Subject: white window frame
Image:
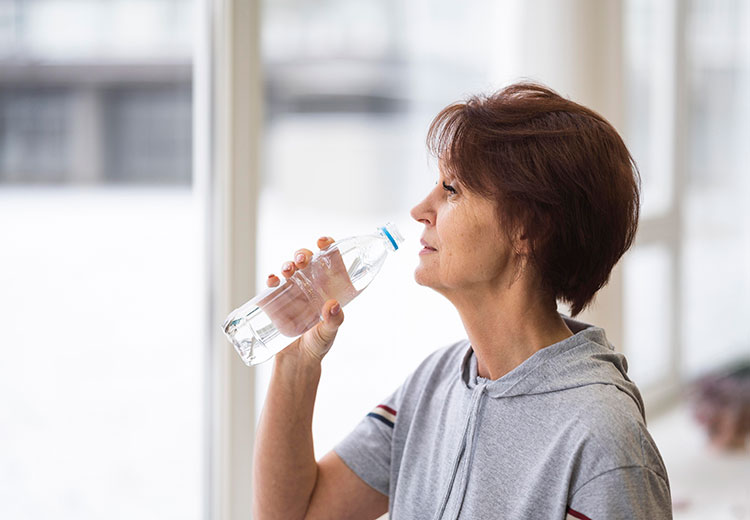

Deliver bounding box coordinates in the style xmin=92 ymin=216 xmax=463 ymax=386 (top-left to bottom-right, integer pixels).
xmin=195 ymin=0 xmax=262 ymax=518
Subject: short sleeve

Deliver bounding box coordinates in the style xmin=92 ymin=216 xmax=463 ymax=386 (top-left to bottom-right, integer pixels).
xmin=567 ymin=466 xmax=672 ymax=520
xmin=333 ymin=342 xmax=465 ymax=499
xmin=333 ymin=387 xmax=402 ymax=496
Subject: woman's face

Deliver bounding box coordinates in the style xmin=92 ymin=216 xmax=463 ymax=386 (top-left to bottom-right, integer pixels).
xmin=410 ymin=168 xmax=520 ymax=296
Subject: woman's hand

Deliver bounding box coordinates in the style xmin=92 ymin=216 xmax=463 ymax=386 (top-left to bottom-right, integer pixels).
xmin=266 ymin=236 xmax=345 ymax=364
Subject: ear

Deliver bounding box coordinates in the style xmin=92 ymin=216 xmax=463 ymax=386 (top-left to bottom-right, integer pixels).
xmin=513 ymin=227 xmax=531 ymax=257
xmin=507 ymin=237 xmax=530 ymax=289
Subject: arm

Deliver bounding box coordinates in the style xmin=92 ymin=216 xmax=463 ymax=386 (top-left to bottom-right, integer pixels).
xmin=252 ymin=344 xmax=322 ymax=519
xmin=252 ymin=238 xmax=389 ymax=520
xmin=253 ymin=326 xmax=388 ymax=520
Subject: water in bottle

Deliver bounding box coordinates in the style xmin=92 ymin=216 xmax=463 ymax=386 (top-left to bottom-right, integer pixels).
xmin=223 ymin=223 xmax=404 ymax=366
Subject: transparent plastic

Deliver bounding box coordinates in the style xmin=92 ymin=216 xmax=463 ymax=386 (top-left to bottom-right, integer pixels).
xmin=223 ymin=223 xmax=404 ymax=366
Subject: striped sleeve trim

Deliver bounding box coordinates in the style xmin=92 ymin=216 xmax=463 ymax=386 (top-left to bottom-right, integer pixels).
xmin=366 ymin=404 xmax=397 ymax=428
xmin=566 ymin=507 xmax=592 ymax=520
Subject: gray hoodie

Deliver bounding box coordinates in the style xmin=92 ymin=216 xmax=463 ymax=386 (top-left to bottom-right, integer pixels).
xmin=335 ymin=316 xmax=672 ymax=519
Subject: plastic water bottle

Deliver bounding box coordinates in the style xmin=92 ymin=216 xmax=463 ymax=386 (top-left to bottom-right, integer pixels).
xmin=223 ymin=223 xmax=404 ymax=366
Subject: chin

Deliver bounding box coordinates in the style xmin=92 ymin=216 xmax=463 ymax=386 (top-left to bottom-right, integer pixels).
xmin=413 ymin=266 xmax=431 ymax=287
xmin=414 ymin=266 xmax=442 ymax=290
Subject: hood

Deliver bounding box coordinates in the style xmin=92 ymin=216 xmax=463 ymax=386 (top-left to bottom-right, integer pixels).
xmin=460 ymin=315 xmax=645 ymax=419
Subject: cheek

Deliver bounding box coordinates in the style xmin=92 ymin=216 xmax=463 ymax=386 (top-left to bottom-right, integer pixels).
xmin=442 ymin=241 xmax=507 ymax=283
xmin=438 ymin=248 xmax=478 ymax=284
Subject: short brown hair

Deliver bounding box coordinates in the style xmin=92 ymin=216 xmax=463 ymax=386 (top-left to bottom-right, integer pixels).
xmin=427 ymin=82 xmax=640 ymax=316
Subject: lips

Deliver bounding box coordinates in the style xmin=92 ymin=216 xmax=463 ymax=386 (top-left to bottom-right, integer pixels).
xmin=420 ymin=239 xmax=437 ymax=251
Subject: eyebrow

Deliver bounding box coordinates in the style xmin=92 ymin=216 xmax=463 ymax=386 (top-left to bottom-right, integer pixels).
xmin=441 ymin=174 xmax=459 ymax=186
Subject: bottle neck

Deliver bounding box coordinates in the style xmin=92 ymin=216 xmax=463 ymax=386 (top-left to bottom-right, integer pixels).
xmin=378 ymin=227 xmax=399 ymax=252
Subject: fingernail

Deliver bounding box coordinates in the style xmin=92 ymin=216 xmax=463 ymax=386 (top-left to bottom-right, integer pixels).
xmin=296 ymin=253 xmax=306 ymax=263
xmin=282 ymin=262 xmax=293 ymax=271
xmin=330 ymin=303 xmax=341 ymax=315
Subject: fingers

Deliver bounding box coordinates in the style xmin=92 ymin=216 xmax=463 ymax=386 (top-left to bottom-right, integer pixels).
xmin=278 ymin=247 xmax=312 ymax=280
xmin=294 ymin=248 xmax=313 ymax=269
xmin=269 ymin=236 xmax=334 ymax=283
xmin=280 ymin=260 xmax=296 ymax=279
xmin=317 ymin=236 xmax=335 ymax=250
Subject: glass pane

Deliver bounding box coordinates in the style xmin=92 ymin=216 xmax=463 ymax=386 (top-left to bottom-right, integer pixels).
xmin=623 ymin=245 xmax=673 ymax=388
xmin=0 ymin=2 xmax=205 ymax=518
xmin=624 ymin=0 xmax=676 ymax=218
xmin=681 ymin=0 xmax=750 ymax=377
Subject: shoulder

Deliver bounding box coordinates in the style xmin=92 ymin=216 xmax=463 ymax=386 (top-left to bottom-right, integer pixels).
xmin=561 ymin=383 xmax=668 ymax=486
xmin=566 ymin=399 xmax=672 ymax=519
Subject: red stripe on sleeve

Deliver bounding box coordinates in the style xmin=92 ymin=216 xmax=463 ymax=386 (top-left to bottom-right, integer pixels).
xmin=566 ymin=507 xmax=592 ymax=520
xmin=377 ymin=404 xmax=397 ymax=416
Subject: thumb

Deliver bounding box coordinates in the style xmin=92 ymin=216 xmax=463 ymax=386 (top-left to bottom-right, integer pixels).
xmin=317 ymin=299 xmax=345 ymax=341
xmin=307 ymin=299 xmax=345 ymax=352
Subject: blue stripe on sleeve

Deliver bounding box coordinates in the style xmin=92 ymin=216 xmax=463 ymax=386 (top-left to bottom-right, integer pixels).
xmin=367 ymin=412 xmax=395 ymax=428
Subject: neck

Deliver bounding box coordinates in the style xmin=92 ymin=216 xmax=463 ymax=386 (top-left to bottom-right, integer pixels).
xmin=445 ymin=279 xmax=574 ymax=381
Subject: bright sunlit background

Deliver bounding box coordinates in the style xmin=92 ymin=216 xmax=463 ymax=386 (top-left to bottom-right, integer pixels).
xmin=1 ymin=0 xmax=748 ymax=519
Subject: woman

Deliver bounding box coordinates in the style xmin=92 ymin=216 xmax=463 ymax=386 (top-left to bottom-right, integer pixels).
xmin=253 ymin=83 xmax=672 ymax=519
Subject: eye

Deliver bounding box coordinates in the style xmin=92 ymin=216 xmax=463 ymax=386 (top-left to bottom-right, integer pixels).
xmin=442 ymin=181 xmax=457 ymax=195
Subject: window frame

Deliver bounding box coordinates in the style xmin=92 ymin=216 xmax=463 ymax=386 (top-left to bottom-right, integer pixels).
xmin=199 ymin=0 xmax=262 ymax=518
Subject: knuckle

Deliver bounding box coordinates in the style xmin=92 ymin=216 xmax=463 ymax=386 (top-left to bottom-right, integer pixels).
xmin=309 ymin=327 xmax=329 ymax=350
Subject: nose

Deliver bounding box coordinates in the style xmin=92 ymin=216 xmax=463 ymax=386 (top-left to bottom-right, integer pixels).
xmin=410 ymin=191 xmax=434 ymax=226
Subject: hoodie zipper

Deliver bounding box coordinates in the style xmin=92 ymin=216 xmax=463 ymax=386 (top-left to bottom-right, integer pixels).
xmin=432 ymin=382 xmax=488 ymax=520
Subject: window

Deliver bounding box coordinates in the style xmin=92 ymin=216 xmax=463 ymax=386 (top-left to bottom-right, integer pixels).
xmin=623 ymin=0 xmax=750 ymax=397
xmin=0 ymin=2 xmax=206 ymax=518
xmin=681 ymin=0 xmax=750 ymax=375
